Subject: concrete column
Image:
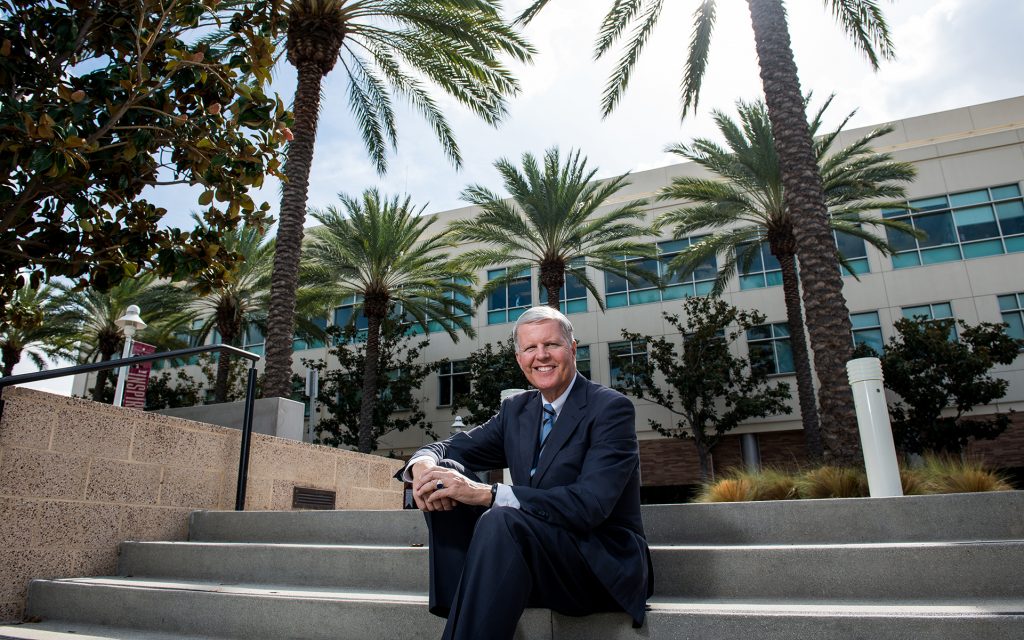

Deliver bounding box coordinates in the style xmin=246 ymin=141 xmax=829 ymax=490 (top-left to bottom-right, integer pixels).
xmin=847 ymin=357 xmax=903 ymax=498
xmin=741 ymin=433 xmax=761 ymax=471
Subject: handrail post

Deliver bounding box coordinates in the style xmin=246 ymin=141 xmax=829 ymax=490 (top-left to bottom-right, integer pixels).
xmin=234 ymin=364 xmax=259 ymax=510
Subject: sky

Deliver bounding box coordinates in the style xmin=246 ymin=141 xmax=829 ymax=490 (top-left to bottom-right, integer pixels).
xmin=13 ymin=0 xmax=1024 ymax=395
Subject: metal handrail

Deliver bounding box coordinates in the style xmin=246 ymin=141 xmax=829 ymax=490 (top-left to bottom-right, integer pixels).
xmin=0 ymin=343 xmax=261 ymax=511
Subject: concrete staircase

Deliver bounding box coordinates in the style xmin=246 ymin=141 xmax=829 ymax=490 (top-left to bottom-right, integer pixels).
xmin=2 ymin=491 xmax=1022 ymax=639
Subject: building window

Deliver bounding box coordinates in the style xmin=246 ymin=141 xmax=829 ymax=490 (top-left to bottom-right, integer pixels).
xmin=576 ymin=345 xmax=591 ymax=379
xmin=851 ymin=311 xmax=883 ymax=354
xmin=241 ymin=324 xmax=265 ymax=357
xmin=294 ymin=317 xmax=327 ymax=351
xmin=885 ymin=183 xmax=1024 ymax=268
xmin=333 ymin=295 xmax=369 ymax=342
xmin=747 ymin=323 xmax=794 ymax=375
xmin=902 ymin=301 xmax=957 ymax=341
xmin=605 ymin=238 xmax=716 ymax=308
xmin=487 ymin=268 xmax=531 ymax=325
xmin=540 ymin=260 xmax=588 ymax=314
xmin=438 ymin=360 xmax=471 ymax=407
xmin=997 ymin=293 xmax=1024 ymax=343
xmin=380 ymin=369 xmax=411 ymax=411
xmin=737 ymin=242 xmax=783 ymax=290
xmin=836 ymin=228 xmax=870 ymax=276
xmin=609 ymin=340 xmax=646 ymax=388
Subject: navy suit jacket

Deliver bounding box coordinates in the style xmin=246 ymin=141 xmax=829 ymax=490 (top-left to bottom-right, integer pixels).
xmin=411 ymin=373 xmax=654 ymax=625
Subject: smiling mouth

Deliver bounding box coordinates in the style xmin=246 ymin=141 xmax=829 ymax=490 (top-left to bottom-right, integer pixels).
xmin=535 ymin=365 xmax=555 ymax=372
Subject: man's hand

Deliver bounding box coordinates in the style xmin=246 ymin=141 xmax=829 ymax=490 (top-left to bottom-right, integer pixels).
xmin=411 ymin=461 xmax=492 ymax=512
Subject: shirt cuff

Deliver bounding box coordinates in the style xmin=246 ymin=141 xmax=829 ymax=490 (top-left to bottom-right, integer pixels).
xmin=402 ymin=455 xmax=435 ymax=482
xmin=493 ymin=483 xmax=520 ymax=509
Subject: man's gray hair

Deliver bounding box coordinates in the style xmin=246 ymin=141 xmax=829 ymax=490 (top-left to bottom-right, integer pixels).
xmin=513 ymin=306 xmax=575 ymax=352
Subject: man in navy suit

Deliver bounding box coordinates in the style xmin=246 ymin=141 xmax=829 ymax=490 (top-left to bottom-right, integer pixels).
xmin=402 ymin=306 xmax=653 ymax=640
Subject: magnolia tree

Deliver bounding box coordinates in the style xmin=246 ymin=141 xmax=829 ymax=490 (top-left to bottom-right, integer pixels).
xmin=0 ymin=0 xmax=289 ymax=327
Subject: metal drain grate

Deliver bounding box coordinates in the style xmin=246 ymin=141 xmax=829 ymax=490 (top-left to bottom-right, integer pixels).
xmin=292 ymin=486 xmax=336 ymax=510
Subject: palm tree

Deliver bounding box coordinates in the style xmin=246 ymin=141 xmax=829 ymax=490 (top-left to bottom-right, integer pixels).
xmin=0 ymin=284 xmax=77 ymax=377
xmin=302 ymin=189 xmax=476 ymax=453
xmin=186 ymin=217 xmax=275 ymax=403
xmin=449 ymin=147 xmax=655 ymax=311
xmin=55 ymin=275 xmax=195 ymax=402
xmin=657 ymin=96 xmax=918 ymax=461
xmin=257 ymin=1 xmax=533 ymax=399
xmin=518 ymin=0 xmax=896 ymax=462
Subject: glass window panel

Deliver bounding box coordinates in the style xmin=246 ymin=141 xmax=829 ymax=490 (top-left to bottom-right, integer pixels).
xmin=737 ymin=243 xmax=764 ymax=272
xmin=853 ymin=329 xmax=884 ymax=355
xmin=932 ymin=302 xmax=953 ymax=318
xmin=903 ymin=305 xmax=931 ymax=320
xmin=508 ymin=278 xmax=531 ymax=308
xmin=634 ymin=258 xmax=660 ymax=286
xmin=885 ymin=226 xmax=920 ymax=253
xmin=996 ymin=201 xmax=1024 ymax=235
xmin=606 ymin=293 xmax=628 ymax=308
xmin=1006 ymin=236 xmax=1024 ymax=252
xmin=604 ymin=271 xmax=628 ymax=294
xmin=487 ymin=269 xmax=503 ymax=281
xmin=949 ymin=190 xmax=989 ymax=207
xmin=765 ymin=271 xmax=784 ymax=287
xmin=695 ymin=281 xmax=715 ymax=296
xmin=762 ymin=248 xmax=782 ymax=271
xmin=882 ymin=207 xmax=909 ymax=219
xmin=662 ymin=284 xmax=692 ymax=300
xmin=773 ymin=323 xmax=791 ymax=338
xmin=998 ymin=294 xmax=1018 ymax=312
xmin=508 ymin=307 xmax=527 ymax=322
xmin=921 ymin=246 xmax=962 ymax=264
xmin=851 ymin=311 xmax=880 ymax=329
xmin=909 ymin=195 xmax=949 ymax=211
xmin=565 ymin=273 xmax=587 ymax=299
xmin=748 ymin=343 xmax=776 ymax=374
xmin=566 ymin=298 xmax=587 ymax=314
xmin=629 ymin=289 xmax=661 ymax=305
xmin=659 ymin=239 xmax=687 ymax=254
xmin=842 ymin=258 xmax=870 ymax=276
xmin=693 ymin=257 xmax=718 ymax=282
xmin=740 ymin=274 xmax=765 ymax=290
xmin=660 ymin=257 xmax=684 ymax=285
xmin=953 ymin=206 xmax=999 ymax=241
xmin=892 ymin=252 xmax=921 ymax=269
xmin=962 ymin=240 xmax=1004 ymax=259
xmin=1003 ymin=313 xmax=1024 ymax=341
xmin=747 ymin=325 xmax=772 ymax=341
xmin=775 ymin=340 xmax=795 ymax=373
xmin=991 ymin=184 xmax=1022 ymax=200
xmin=487 ymin=310 xmax=505 ymax=324
xmin=836 ymin=231 xmax=868 ymax=258
xmin=915 ymin=212 xmax=957 ymax=247
xmin=487 ymin=285 xmax=507 ymax=311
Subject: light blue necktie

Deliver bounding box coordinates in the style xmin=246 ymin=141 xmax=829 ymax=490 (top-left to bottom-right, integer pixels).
xmin=531 ymin=403 xmax=556 ymax=477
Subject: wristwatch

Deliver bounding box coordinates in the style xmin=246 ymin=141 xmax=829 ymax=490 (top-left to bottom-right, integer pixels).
xmin=489 ymin=483 xmax=498 ymax=507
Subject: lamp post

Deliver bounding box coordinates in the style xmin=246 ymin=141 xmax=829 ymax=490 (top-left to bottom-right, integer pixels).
xmin=451 ymin=415 xmax=466 ymax=436
xmin=113 ymin=305 xmax=147 ymax=407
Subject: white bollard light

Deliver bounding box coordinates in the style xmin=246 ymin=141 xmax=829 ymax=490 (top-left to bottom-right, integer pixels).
xmin=846 ymin=357 xmax=903 ymax=498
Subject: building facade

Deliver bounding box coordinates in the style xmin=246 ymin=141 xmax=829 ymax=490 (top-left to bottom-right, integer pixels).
xmin=74 ymin=96 xmax=1024 ymax=490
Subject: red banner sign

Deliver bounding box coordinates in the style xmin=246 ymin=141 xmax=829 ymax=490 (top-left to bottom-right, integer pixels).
xmin=123 ymin=341 xmax=156 ymax=409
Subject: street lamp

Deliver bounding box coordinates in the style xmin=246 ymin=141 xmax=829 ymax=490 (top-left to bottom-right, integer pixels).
xmin=113 ymin=305 xmax=147 ymax=407
xmin=451 ymin=415 xmax=466 ymax=436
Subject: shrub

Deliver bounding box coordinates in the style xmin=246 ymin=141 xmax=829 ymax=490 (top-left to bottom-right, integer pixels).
xmin=794 ymin=466 xmax=868 ymax=499
xmin=695 ymin=476 xmax=756 ymax=503
xmin=919 ymin=455 xmax=1014 ymax=494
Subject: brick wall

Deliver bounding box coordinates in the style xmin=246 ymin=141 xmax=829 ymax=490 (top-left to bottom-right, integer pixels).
xmin=966 ymin=411 xmax=1024 ymax=468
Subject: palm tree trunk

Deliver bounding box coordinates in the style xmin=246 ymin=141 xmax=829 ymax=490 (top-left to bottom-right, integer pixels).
xmin=263 ymin=62 xmax=325 ymax=399
xmin=215 ymin=325 xmax=239 ymax=404
xmin=746 ymin=0 xmax=860 ymax=464
xmin=1 ymin=344 xmax=19 ymax=377
xmin=92 ymin=346 xmax=117 ymax=402
xmin=775 ymin=250 xmax=824 ymax=460
xmin=358 ymin=313 xmax=383 ymax=454
xmin=539 ymin=261 xmax=565 ymax=310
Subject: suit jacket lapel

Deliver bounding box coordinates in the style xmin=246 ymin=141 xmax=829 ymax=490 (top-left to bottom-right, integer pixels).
xmin=513 ymin=391 xmax=542 ymax=487
xmin=531 ymin=374 xmax=588 ymax=486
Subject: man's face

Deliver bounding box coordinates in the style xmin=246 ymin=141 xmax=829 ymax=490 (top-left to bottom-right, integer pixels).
xmin=515 ymin=319 xmax=577 ymax=401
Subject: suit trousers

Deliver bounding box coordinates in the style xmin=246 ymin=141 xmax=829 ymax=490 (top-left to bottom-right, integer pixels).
xmin=424 ymin=469 xmax=620 ymax=640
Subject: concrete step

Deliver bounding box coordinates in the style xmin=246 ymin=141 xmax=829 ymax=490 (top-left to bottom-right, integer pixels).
xmin=0 ymin=621 xmax=215 ymax=639
xmin=20 ymin=578 xmax=1024 ymax=640
xmin=118 ymin=539 xmax=1024 ymax=601
xmin=188 ymin=508 xmax=428 ymax=545
xmin=641 ymin=491 xmax=1024 ymax=545
xmin=188 ymin=491 xmax=1024 ymax=546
